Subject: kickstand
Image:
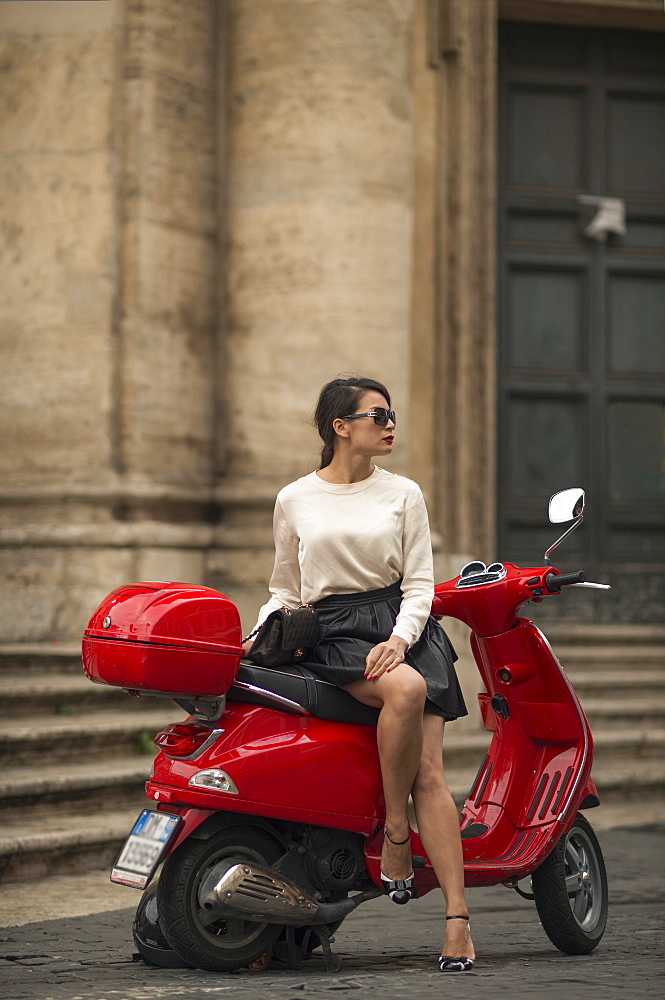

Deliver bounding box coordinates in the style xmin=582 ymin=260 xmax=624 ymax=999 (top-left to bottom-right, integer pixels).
xmin=285 ymin=925 xmax=301 ymax=970
xmin=314 ymin=925 xmax=342 ymax=974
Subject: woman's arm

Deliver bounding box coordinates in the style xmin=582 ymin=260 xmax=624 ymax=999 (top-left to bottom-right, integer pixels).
xmin=364 ymin=484 xmax=434 ymax=679
xmin=391 ymin=486 xmax=435 ymax=647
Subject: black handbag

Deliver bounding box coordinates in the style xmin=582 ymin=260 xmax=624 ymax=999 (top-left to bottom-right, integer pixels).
xmin=243 ymin=605 xmax=320 ymax=667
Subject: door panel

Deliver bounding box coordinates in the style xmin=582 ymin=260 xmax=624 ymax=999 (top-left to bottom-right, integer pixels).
xmin=607 ymin=401 xmax=665 ymax=500
xmin=507 ymin=397 xmax=587 ymax=495
xmin=607 ymin=95 xmax=665 ymax=195
xmin=608 ymin=274 xmax=665 ymax=374
xmin=498 ymin=23 xmax=665 ymax=622
xmin=508 ymin=266 xmax=587 ymax=371
xmin=508 ymin=87 xmax=588 ymax=189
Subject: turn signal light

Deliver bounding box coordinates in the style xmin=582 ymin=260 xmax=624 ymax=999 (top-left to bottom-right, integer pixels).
xmin=188 ymin=769 xmax=239 ymax=794
xmin=153 ymin=722 xmax=213 ymax=758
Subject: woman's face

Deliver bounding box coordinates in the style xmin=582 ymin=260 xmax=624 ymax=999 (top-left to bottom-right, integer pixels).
xmin=339 ymin=389 xmax=395 ymax=458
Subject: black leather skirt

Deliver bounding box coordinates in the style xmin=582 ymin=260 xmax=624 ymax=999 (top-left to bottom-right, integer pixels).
xmin=308 ymin=582 xmax=468 ymax=721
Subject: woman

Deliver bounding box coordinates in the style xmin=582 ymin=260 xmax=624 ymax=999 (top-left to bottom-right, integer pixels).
xmin=246 ymin=376 xmax=475 ymax=973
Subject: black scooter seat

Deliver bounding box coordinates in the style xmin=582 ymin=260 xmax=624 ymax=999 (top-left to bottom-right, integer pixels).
xmin=229 ymin=659 xmax=380 ymax=726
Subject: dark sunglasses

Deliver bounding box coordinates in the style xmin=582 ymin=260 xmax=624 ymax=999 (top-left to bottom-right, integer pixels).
xmin=342 ymin=407 xmax=396 ymax=427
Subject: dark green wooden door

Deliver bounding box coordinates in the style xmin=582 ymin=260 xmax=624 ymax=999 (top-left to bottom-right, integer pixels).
xmin=497 ymin=23 xmax=665 ymax=621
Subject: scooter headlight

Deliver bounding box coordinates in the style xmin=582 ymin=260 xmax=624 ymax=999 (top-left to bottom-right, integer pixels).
xmin=188 ymin=769 xmax=238 ymax=795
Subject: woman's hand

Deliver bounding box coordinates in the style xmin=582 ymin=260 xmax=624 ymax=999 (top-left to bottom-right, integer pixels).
xmin=365 ymin=636 xmax=408 ymax=680
xmin=242 ymin=641 xmax=253 ymax=656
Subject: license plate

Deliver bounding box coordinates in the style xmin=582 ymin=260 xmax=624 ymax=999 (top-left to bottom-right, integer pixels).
xmin=111 ymin=810 xmax=181 ymax=888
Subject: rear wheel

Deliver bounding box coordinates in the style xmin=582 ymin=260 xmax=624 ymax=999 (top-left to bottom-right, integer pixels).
xmin=532 ymin=812 xmax=607 ymax=954
xmin=157 ymin=825 xmax=285 ymax=972
xmin=132 ymin=881 xmax=190 ymax=968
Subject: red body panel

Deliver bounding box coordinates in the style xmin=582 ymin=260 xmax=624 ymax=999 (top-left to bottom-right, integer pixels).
xmin=432 ymin=563 xmax=557 ymax=636
xmin=420 ymin=568 xmax=593 ymax=886
xmin=146 ymin=703 xmax=384 ymax=835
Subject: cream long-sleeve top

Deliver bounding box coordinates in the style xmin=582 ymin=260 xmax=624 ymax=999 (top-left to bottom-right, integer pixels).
xmin=252 ymin=466 xmax=435 ymax=648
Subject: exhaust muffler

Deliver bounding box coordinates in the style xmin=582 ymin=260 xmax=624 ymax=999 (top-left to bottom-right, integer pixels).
xmin=198 ymin=861 xmax=380 ymax=926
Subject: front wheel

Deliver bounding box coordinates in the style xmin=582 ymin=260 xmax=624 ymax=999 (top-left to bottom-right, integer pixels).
xmin=157 ymin=824 xmax=285 ymax=972
xmin=532 ymin=812 xmax=608 ymax=954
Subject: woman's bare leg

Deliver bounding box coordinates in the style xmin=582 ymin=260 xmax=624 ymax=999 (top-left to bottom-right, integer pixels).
xmin=344 ymin=664 xmax=427 ymax=879
xmin=411 ymin=714 xmax=474 ymax=960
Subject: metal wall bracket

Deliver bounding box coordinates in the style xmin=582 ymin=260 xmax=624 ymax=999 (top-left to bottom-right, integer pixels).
xmin=577 ymin=194 xmax=626 ymax=242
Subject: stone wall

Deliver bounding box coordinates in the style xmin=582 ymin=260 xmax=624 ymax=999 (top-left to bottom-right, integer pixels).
xmin=0 ymin=0 xmax=219 ymax=640
xmin=211 ymin=0 xmax=426 ymax=628
xmin=1 ymin=1 xmax=659 ymax=728
xmin=1 ymin=1 xmax=121 ymax=639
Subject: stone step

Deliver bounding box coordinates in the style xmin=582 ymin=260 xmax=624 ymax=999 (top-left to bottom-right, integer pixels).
xmin=0 ymin=757 xmax=153 ymax=820
xmin=544 ymin=624 xmax=665 ymax=646
xmin=1 ymin=639 xmax=662 ymax=683
xmin=1 ymin=755 xmax=663 ymax=885
xmin=580 ymin=801 xmax=665 ymax=831
xmin=3 ymin=666 xmax=663 ymax=719
xmin=591 ymin=727 xmax=665 ymax=762
xmin=3 ymin=734 xmax=659 ymax=832
xmin=566 ymin=670 xmax=665 ymax=700
xmin=577 ymin=696 xmax=665 ymax=728
xmin=588 ymin=758 xmax=665 ymax=805
xmin=0 ymin=672 xmax=173 ymax=717
xmin=0 ymin=768 xmax=486 ymax=885
xmin=0 ymin=640 xmax=662 ymax=885
xmin=0 ymin=645 xmax=83 ymax=675
xmin=0 ymin=807 xmax=143 ymax=885
xmin=0 ymin=698 xmax=493 ymax=770
xmin=554 ymin=646 xmax=665 ymax=670
xmin=0 ymin=708 xmax=178 ymax=767
xmin=1 ymin=704 xmax=661 ymax=773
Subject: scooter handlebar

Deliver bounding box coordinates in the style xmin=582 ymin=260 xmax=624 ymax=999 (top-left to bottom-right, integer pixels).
xmin=545 ymin=570 xmax=587 ymax=593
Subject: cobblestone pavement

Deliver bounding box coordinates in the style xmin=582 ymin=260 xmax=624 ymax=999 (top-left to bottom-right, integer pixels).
xmin=1 ymin=825 xmax=663 ymax=1000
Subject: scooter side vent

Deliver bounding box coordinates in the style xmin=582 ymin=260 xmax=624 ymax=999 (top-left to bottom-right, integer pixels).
xmin=468 ymin=754 xmax=489 ymax=803
xmin=236 ymin=872 xmax=287 ymax=902
xmin=526 ymin=773 xmax=550 ymax=822
xmin=474 ymin=760 xmax=493 ymax=808
xmin=551 ymin=766 xmax=573 ymax=815
xmin=538 ymin=771 xmax=562 ymax=819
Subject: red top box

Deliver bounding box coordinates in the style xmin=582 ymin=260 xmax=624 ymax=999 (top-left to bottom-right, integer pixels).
xmin=82 ymin=582 xmax=244 ymax=697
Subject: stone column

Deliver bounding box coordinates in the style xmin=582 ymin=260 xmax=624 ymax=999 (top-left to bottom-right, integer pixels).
xmin=0 ymin=1 xmax=121 ymax=639
xmin=0 ymin=0 xmax=219 ymax=640
xmin=220 ymin=0 xmax=417 ymax=481
xmin=212 ymin=0 xmax=420 ymax=626
xmin=435 ymin=0 xmax=498 ymax=569
xmin=429 ymin=0 xmax=499 ymax=729
xmin=112 ymin=0 xmax=220 ymax=581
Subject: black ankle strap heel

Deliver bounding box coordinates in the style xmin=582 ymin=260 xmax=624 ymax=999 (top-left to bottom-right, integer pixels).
xmin=438 ymin=915 xmax=474 ymax=972
xmin=381 ymin=828 xmax=414 ymax=904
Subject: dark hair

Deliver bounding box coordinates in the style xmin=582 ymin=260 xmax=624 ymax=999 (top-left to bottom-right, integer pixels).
xmin=314 ymin=376 xmax=391 ymax=469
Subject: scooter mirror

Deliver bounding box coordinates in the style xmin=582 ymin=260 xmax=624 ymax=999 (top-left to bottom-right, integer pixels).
xmin=549 ymin=489 xmax=585 ymax=524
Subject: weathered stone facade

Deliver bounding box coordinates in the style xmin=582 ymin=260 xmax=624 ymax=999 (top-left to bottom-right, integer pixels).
xmin=1 ymin=0 xmax=663 ymax=719
xmin=1 ymin=0 xmax=219 ymax=639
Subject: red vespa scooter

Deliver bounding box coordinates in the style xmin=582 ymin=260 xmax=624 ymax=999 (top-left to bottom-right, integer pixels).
xmin=82 ymin=488 xmax=609 ymax=972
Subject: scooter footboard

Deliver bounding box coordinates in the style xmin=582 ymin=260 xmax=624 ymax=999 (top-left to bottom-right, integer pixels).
xmin=457 ymin=723 xmax=593 ymax=883
xmin=456 ymin=621 xmax=594 ymax=878
xmin=464 ymin=734 xmax=590 ymax=825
